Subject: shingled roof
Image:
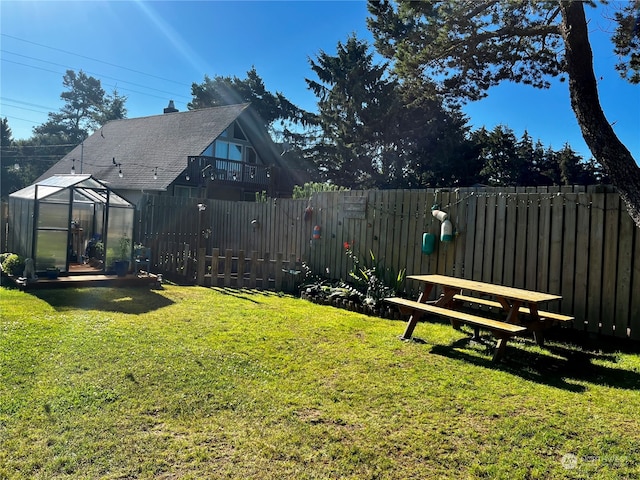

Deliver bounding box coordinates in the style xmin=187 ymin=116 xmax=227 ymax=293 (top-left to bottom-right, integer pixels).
xmin=37 ymin=103 xmax=279 ymax=192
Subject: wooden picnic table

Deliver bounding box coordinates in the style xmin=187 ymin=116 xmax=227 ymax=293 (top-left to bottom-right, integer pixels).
xmin=385 ymin=274 xmax=573 ymax=361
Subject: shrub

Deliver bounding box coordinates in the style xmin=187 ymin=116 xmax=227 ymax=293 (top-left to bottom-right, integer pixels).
xmin=345 ymin=244 xmax=406 ymax=307
xmin=1 ymin=253 xmax=25 ymax=276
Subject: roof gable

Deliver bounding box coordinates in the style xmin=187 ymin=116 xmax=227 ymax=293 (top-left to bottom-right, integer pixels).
xmin=38 ymin=104 xmax=258 ymax=190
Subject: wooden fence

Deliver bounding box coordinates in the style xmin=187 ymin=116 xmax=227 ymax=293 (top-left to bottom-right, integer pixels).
xmin=140 ymin=186 xmax=640 ymax=339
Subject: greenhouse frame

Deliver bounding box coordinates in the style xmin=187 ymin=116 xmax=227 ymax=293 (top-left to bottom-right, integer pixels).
xmin=8 ymin=175 xmax=135 ymax=275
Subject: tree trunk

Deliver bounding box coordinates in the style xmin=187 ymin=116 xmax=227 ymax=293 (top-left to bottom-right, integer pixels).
xmin=560 ymin=1 xmax=640 ymax=228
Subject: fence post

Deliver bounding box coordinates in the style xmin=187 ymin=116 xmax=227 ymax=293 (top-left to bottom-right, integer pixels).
xmin=263 ymin=252 xmax=270 ymax=289
xmin=238 ymin=250 xmax=245 ymax=288
xmin=275 ymin=252 xmax=284 ymax=291
xmin=224 ymin=249 xmax=233 ymax=287
xmin=196 ymin=247 xmax=206 ymax=285
xmin=289 ymin=253 xmax=297 ymax=293
xmin=249 ymin=251 xmax=257 ymax=288
xmin=211 ymin=248 xmax=220 ymax=287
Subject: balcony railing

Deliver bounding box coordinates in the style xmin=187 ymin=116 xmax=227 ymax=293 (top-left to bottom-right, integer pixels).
xmin=185 ymin=156 xmax=271 ymax=189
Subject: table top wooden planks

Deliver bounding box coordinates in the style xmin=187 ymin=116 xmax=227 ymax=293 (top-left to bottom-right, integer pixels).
xmin=407 ymin=274 xmax=562 ymax=304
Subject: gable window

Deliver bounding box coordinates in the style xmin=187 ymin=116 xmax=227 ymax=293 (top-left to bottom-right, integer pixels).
xmin=233 ymin=122 xmax=247 ymax=140
xmin=229 ymin=143 xmax=242 ymax=161
xmin=215 ymin=140 xmax=228 ymax=159
xmin=202 ymin=143 xmax=213 ymax=157
xmin=246 ymin=147 xmax=257 ymax=164
xmin=215 ymin=140 xmax=243 ymax=161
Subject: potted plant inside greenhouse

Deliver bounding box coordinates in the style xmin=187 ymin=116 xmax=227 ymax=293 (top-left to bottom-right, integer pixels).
xmin=113 ymin=235 xmax=131 ymax=277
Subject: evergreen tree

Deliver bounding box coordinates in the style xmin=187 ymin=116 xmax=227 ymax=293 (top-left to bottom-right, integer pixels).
xmin=8 ymin=70 xmax=127 ymax=190
xmin=306 ymin=35 xmax=476 ymax=189
xmin=476 ymin=126 xmax=525 ymax=187
xmin=189 ymin=67 xmax=311 ymax=138
xmin=1 ymin=118 xmax=21 ymax=198
xmin=33 ymin=70 xmax=126 ymax=144
xmin=368 ymin=0 xmax=640 ymax=226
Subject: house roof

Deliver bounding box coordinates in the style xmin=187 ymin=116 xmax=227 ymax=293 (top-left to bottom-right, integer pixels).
xmin=36 ymin=103 xmax=279 ymax=192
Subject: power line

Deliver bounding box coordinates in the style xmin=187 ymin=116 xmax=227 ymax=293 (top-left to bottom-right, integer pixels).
xmin=1 ymin=50 xmax=191 ymax=101
xmin=2 ymin=143 xmax=76 ymax=149
xmin=1 ymin=58 xmax=190 ymax=104
xmin=0 ymin=97 xmax=58 ymax=112
xmin=0 ymin=114 xmax=40 ymax=125
xmin=1 ymin=33 xmax=191 ymax=88
xmin=1 ymin=102 xmax=50 ymax=116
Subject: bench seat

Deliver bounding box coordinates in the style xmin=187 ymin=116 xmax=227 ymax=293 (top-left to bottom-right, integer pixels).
xmin=453 ymin=294 xmax=574 ymax=323
xmin=385 ymin=297 xmax=528 ymax=361
xmin=385 ymin=297 xmax=527 ymax=334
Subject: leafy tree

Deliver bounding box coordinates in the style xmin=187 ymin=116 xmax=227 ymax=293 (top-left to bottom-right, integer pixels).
xmin=292 ymin=182 xmax=349 ymax=199
xmin=368 ymin=0 xmax=640 ymax=227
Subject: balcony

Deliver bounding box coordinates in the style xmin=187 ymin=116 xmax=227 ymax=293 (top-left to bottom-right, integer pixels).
xmin=184 ymin=156 xmax=271 ymax=189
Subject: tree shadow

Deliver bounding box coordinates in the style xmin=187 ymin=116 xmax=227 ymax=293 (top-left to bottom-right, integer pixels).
xmin=33 ymin=287 xmax=174 ymax=314
xmin=208 ymin=286 xmax=294 ymax=303
xmin=429 ymin=334 xmax=640 ymax=393
xmin=208 ymin=287 xmax=263 ymax=303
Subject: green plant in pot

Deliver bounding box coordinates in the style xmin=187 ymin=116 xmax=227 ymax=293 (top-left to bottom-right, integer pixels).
xmin=113 ymin=235 xmax=131 ymax=277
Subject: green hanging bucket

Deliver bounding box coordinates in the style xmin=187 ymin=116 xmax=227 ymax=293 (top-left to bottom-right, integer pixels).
xmin=422 ymin=232 xmax=435 ymax=255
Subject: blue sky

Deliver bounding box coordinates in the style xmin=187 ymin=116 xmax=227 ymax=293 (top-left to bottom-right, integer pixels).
xmin=1 ymin=0 xmax=638 ymax=164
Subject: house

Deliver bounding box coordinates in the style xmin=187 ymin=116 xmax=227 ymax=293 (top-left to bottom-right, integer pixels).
xmin=37 ymin=102 xmax=310 ymax=205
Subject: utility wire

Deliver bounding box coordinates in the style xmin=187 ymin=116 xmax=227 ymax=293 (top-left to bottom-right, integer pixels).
xmin=2 ymin=50 xmax=191 ymax=101
xmin=1 ymin=34 xmax=190 ymax=88
xmin=1 ymin=58 xmax=189 ymax=104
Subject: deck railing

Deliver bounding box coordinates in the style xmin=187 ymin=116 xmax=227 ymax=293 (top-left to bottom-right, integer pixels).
xmin=185 ymin=156 xmax=270 ymax=188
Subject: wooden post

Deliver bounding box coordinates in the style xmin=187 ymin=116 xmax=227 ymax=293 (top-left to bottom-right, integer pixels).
xmin=196 ymin=247 xmax=206 ymax=285
xmin=289 ymin=253 xmax=297 ymax=292
xmin=249 ymin=251 xmax=257 ymax=288
xmin=237 ymin=250 xmax=245 ymax=288
xmin=275 ymin=252 xmax=284 ymax=291
xmin=262 ymin=252 xmax=270 ymax=289
xmin=224 ymin=249 xmax=233 ymax=287
xmin=211 ymin=248 xmax=220 ymax=287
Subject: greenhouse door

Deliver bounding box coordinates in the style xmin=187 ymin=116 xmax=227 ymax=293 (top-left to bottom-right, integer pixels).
xmin=68 ymin=199 xmax=106 ymax=273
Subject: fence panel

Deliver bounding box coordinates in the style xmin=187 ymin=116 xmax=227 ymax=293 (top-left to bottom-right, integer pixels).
xmin=139 ymin=188 xmax=640 ymax=339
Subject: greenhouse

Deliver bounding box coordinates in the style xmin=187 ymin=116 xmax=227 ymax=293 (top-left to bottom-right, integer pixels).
xmin=8 ymin=175 xmax=135 ymax=276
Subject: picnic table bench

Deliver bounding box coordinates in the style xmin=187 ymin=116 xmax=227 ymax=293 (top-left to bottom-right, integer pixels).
xmin=385 ymin=274 xmax=574 ymax=361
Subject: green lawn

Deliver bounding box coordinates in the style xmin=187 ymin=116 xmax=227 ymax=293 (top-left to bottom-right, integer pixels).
xmin=1 ymin=285 xmax=639 ymax=479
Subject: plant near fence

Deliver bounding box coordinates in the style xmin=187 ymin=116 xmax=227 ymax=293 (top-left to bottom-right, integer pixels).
xmin=344 ymin=242 xmax=406 ymax=307
xmin=301 ymin=243 xmax=406 ymax=312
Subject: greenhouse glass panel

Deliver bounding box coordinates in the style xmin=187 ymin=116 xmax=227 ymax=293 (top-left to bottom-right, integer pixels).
xmin=105 ymin=206 xmax=134 ymax=266
xmin=35 ymin=230 xmax=67 ymax=271
xmin=38 ymin=203 xmax=69 ymax=229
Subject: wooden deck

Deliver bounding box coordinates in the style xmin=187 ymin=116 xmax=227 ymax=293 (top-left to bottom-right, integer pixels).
xmin=5 ymin=272 xmax=161 ymax=290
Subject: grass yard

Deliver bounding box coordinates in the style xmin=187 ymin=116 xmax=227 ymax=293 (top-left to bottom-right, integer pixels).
xmin=1 ymin=285 xmax=639 ymax=479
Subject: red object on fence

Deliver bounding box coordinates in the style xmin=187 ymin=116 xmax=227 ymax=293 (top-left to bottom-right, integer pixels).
xmin=313 ymin=225 xmax=321 ymax=239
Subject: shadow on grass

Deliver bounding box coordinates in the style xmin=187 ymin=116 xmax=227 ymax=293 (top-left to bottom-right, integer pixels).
xmin=209 ymin=287 xmax=263 ymax=303
xmin=208 ymin=286 xmax=293 ymax=303
xmin=429 ymin=335 xmax=640 ymax=393
xmin=33 ymin=287 xmax=174 ymax=314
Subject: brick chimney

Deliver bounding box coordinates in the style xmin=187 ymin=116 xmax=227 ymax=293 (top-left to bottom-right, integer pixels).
xmin=163 ymin=100 xmax=178 ymax=114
